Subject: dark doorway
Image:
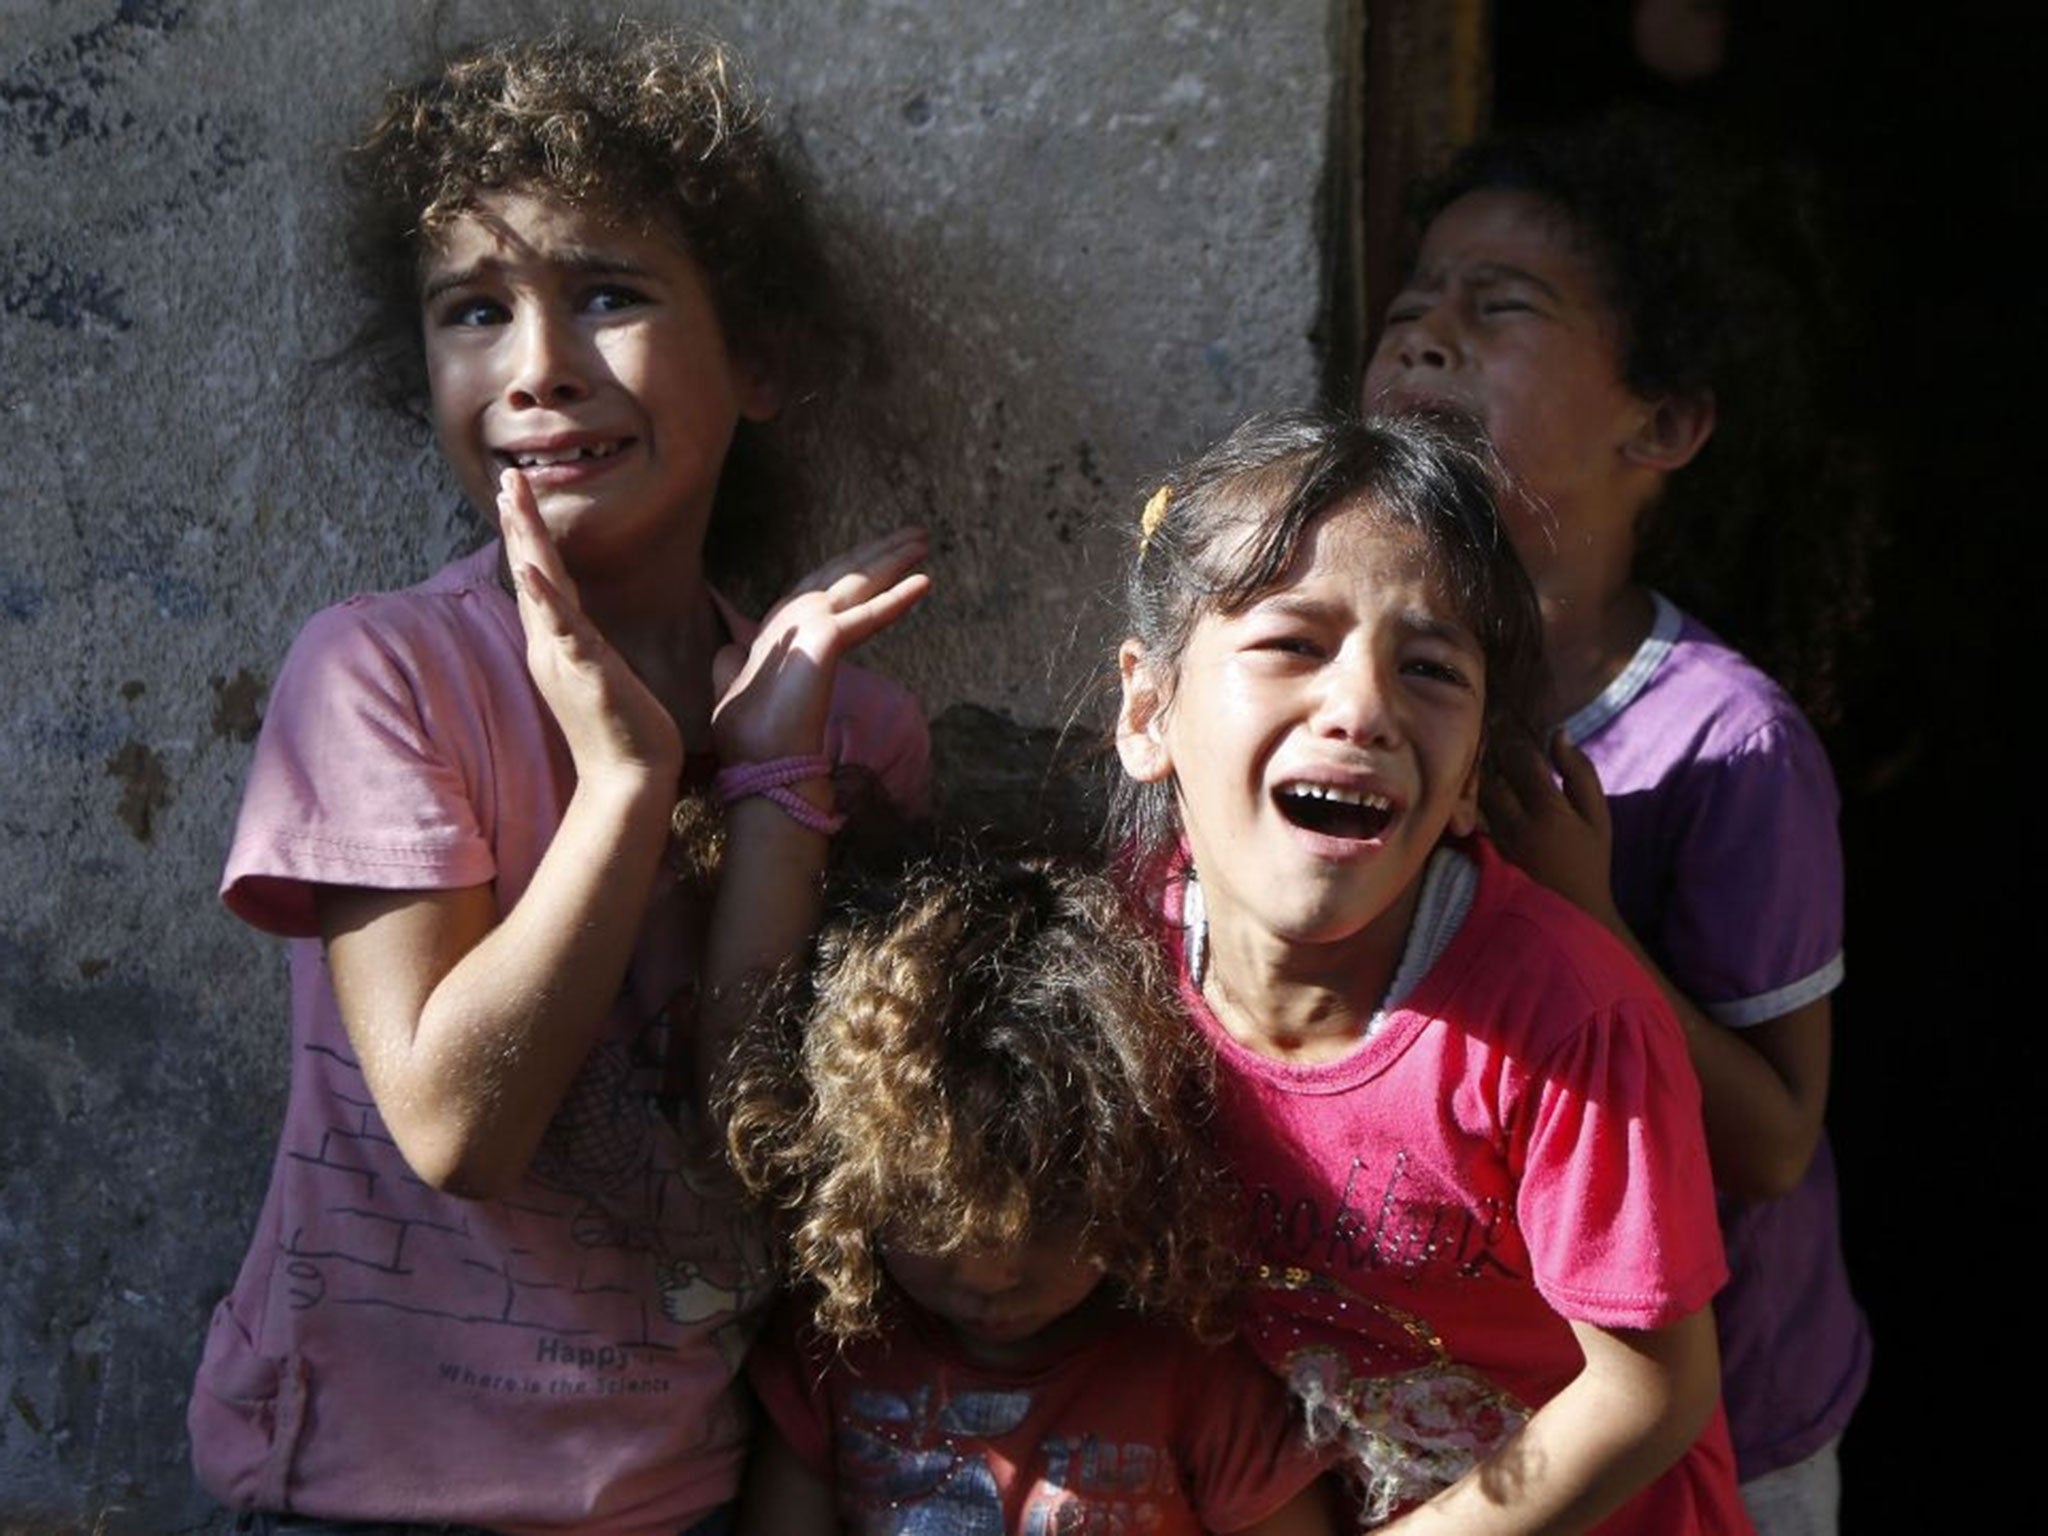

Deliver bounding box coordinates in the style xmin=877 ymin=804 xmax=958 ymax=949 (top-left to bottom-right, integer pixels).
xmin=1492 ymin=3 xmax=2031 ymax=1527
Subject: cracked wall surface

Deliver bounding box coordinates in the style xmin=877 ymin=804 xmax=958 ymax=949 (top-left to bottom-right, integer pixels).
xmin=0 ymin=1 xmax=1346 ymax=1527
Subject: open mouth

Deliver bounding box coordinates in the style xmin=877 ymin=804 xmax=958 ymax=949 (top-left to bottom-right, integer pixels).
xmin=498 ymin=441 xmax=628 ymax=470
xmin=1276 ymin=783 xmax=1395 ymax=841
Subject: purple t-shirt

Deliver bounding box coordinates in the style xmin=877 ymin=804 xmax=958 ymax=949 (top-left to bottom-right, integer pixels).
xmin=1563 ymin=593 xmax=1870 ymax=1480
xmin=189 ymin=543 xmax=929 ymax=1535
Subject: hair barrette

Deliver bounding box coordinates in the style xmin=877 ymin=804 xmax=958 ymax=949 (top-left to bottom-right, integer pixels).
xmin=1138 ymin=484 xmax=1172 ymax=555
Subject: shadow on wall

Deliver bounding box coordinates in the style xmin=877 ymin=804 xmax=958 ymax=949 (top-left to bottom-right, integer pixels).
xmin=929 ymin=701 xmax=1118 ymax=860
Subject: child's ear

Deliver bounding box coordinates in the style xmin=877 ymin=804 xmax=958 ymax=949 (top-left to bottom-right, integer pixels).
xmin=1622 ymin=388 xmax=1716 ymax=473
xmin=1115 ymin=641 xmax=1175 ymax=784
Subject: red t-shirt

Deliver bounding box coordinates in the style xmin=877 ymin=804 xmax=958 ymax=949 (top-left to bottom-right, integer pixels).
xmin=749 ymin=1296 xmax=1331 ymax=1534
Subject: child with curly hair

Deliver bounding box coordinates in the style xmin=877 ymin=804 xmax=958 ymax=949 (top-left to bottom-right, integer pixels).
xmin=1362 ymin=106 xmax=1874 ymax=1535
xmin=188 ymin=25 xmax=928 ymax=1536
xmin=724 ymin=843 xmax=1338 ymax=1536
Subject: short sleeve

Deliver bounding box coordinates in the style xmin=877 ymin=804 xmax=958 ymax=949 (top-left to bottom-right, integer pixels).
xmin=220 ymin=602 xmax=500 ymax=936
xmin=1659 ymin=716 xmax=1844 ymax=1026
xmin=1178 ymin=1337 xmax=1333 ymax=1532
xmin=744 ymin=1303 xmax=836 ymax=1479
xmin=824 ymin=664 xmax=930 ymax=818
xmin=1518 ymin=994 xmax=1728 ymax=1330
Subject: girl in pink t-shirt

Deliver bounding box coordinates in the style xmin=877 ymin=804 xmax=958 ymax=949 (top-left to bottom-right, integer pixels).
xmin=1110 ymin=408 xmax=1750 ymax=1534
xmin=724 ymin=840 xmax=1338 ymax=1536
xmin=190 ymin=26 xmax=929 ymax=1536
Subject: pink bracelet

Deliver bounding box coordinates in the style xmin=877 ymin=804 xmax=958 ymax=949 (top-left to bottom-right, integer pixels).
xmin=712 ymin=754 xmax=846 ymax=835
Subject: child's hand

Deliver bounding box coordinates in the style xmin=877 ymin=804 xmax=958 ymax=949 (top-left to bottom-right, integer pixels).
xmin=711 ymin=527 xmax=931 ymax=765
xmin=1482 ymin=729 xmax=1621 ymax=931
xmin=497 ymin=469 xmax=683 ymax=784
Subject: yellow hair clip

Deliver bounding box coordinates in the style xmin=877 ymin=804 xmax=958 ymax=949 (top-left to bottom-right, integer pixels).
xmin=1138 ymin=484 xmax=1172 ymax=555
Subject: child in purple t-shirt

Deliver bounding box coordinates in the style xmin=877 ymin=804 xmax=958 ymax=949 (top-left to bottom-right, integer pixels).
xmin=1363 ymin=106 xmax=1877 ymax=1536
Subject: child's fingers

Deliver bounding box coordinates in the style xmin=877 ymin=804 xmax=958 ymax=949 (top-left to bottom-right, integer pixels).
xmin=827 ymin=569 xmax=932 ymax=649
xmin=1548 ymin=731 xmax=1610 ymax=835
xmin=753 ymin=527 xmax=931 ymax=663
xmin=821 ymin=523 xmax=929 ymax=577
xmin=710 ymin=538 xmax=931 ymax=763
xmin=497 ymin=471 xmax=607 ymax=675
xmin=511 ymin=546 xmax=677 ymax=772
xmin=495 ymin=467 xmax=541 ymax=551
xmin=496 ymin=469 xmax=581 ymax=613
xmin=510 ymin=559 xmax=579 ymax=643
xmin=511 ymin=560 xmax=626 ymax=695
xmin=783 ymin=526 xmax=929 ymax=611
xmin=495 ymin=474 xmax=620 ymax=691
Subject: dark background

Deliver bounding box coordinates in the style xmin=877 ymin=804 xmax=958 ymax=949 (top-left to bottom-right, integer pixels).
xmin=1492 ymin=1 xmax=2037 ymax=1524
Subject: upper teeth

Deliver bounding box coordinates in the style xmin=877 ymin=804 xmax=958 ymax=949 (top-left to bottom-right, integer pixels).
xmin=1284 ymin=784 xmax=1390 ymax=810
xmin=510 ymin=443 xmax=621 ymax=468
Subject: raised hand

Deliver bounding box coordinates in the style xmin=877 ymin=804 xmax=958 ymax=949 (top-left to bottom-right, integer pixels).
xmin=496 ymin=468 xmax=683 ymax=783
xmin=1481 ymin=728 xmax=1621 ymax=930
xmin=696 ymin=528 xmax=932 ymax=1111
xmin=710 ymin=526 xmax=931 ymax=765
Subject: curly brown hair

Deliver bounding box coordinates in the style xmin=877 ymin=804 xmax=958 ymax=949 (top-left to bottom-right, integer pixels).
xmin=339 ymin=23 xmax=866 ymax=577
xmin=722 ymin=838 xmax=1240 ymax=1342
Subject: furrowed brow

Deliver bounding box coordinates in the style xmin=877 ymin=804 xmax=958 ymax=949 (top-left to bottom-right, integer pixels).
xmin=1254 ymin=591 xmax=1337 ymax=620
xmin=1401 ymin=610 xmax=1482 ymax=651
xmin=419 ymin=250 xmax=660 ymax=303
xmin=1466 ymin=262 xmax=1564 ymax=301
xmin=549 ymin=249 xmax=660 ymax=280
xmin=420 ymin=262 xmax=485 ymax=304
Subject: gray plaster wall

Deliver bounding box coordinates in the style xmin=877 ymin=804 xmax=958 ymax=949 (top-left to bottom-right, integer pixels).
xmin=0 ymin=1 xmax=1351 ymax=1527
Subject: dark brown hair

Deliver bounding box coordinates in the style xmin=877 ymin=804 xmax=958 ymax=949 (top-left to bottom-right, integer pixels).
xmin=1412 ymin=105 xmax=1881 ymax=725
xmin=1111 ymin=407 xmax=1545 ymax=876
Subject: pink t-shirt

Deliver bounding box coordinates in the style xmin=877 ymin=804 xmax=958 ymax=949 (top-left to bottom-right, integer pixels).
xmin=1182 ymin=838 xmax=1749 ymax=1535
xmin=749 ymin=1296 xmax=1332 ymax=1535
xmin=188 ymin=544 xmax=928 ymax=1536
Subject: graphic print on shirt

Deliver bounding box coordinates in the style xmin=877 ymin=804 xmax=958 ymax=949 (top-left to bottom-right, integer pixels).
xmin=1246 ymin=1147 xmax=1520 ymax=1286
xmin=835 ymin=1382 xmax=1188 ymax=1535
xmin=1239 ymin=1153 xmax=1529 ymax=1523
xmin=277 ymin=1014 xmax=767 ymax=1406
xmin=532 ymin=1031 xmax=774 ymax=1370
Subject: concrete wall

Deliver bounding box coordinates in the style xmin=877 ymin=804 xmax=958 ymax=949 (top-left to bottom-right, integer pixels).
xmin=0 ymin=1 xmax=1351 ymax=1527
